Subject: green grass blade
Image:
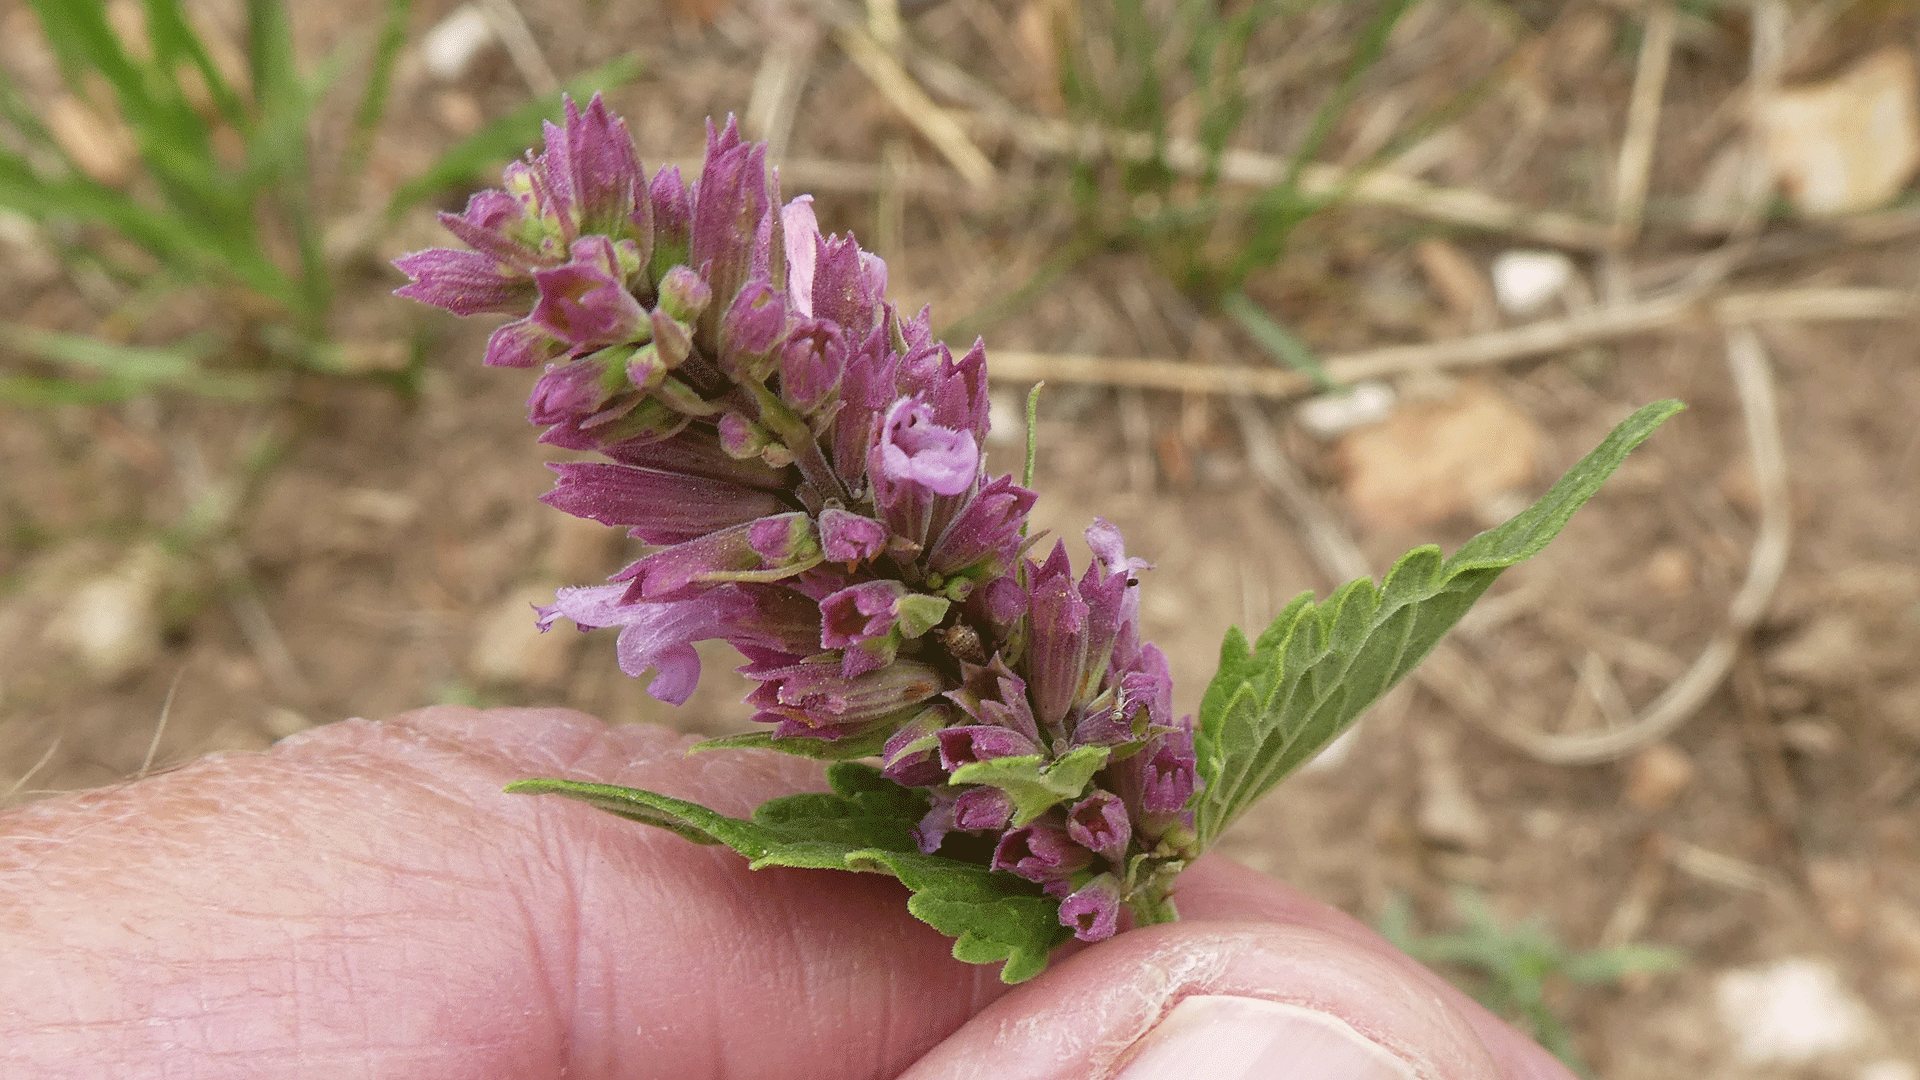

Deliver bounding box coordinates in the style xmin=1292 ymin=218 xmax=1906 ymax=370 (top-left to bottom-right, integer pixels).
xmin=143 ymin=0 xmax=251 ymax=130
xmin=1221 ymin=291 xmax=1337 ymax=392
xmin=384 ymin=55 xmax=646 ymax=219
xmin=0 ymin=326 xmax=267 ymax=401
xmin=342 ymin=0 xmax=413 ymax=184
xmin=1227 ymin=0 xmax=1416 ymax=286
xmin=28 ymin=0 xmax=226 ymax=199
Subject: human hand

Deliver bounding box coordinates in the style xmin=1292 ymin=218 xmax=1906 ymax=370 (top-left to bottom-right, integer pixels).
xmin=0 ymin=706 xmax=1576 ymax=1080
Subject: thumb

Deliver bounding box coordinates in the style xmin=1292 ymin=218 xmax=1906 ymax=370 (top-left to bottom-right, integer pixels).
xmin=902 ymin=858 xmax=1577 ymax=1080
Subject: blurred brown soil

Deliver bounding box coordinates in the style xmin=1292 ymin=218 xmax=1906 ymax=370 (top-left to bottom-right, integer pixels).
xmin=3 ymin=2 xmax=1919 ymax=1076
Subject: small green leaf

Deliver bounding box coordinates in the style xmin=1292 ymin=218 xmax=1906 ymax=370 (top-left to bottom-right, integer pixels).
xmin=688 ymin=727 xmax=892 ymax=762
xmin=948 ymin=744 xmax=1112 ymax=826
xmin=508 ymin=762 xmax=1071 ymax=982
xmin=1194 ymin=400 xmax=1683 ymax=847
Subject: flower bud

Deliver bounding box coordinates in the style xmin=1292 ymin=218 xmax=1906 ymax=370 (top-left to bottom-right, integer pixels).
xmin=656 ymin=265 xmax=712 ymax=324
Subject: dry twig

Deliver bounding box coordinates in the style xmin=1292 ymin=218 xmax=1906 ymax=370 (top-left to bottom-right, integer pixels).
xmin=979 ymin=111 xmax=1612 ymax=249
xmin=984 ymin=286 xmax=1918 ymax=399
xmin=1611 ymin=2 xmax=1677 ymax=248
xmin=833 ymin=25 xmax=996 ymax=192
xmin=478 ymin=0 xmax=559 ymax=96
xmin=1487 ymin=325 xmax=1792 ymax=764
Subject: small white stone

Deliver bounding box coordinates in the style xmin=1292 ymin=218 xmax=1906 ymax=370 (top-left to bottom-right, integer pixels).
xmin=1294 ymin=380 xmax=1396 ymax=440
xmin=1490 ymin=250 xmax=1575 ymax=317
xmin=46 ymin=545 xmax=169 ymax=685
xmin=1714 ymin=957 xmax=1875 ymax=1063
xmin=422 ymin=5 xmax=495 ymax=82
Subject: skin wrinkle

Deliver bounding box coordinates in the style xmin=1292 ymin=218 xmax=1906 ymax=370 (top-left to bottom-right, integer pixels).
xmin=518 ymin=797 xmax=586 ymax=1072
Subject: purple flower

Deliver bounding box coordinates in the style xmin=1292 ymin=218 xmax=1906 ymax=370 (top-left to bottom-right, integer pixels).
xmin=745 ymin=654 xmax=946 ymax=738
xmin=540 ymin=461 xmax=783 ymax=545
xmin=536 ymin=585 xmax=749 ymax=704
xmin=485 ymin=317 xmax=565 ymax=369
xmin=526 ymin=353 xmax=619 ymax=425
xmin=819 ymin=508 xmax=888 ymax=564
xmin=392 ymin=248 xmax=534 ymax=316
xmin=618 ymin=512 xmax=821 ymax=602
xmin=530 ymin=235 xmax=647 ymax=348
xmin=936 ymin=725 xmax=1041 ymax=771
xmin=555 ymin=94 xmax=643 ymax=236
xmin=1065 ymin=790 xmax=1131 ymax=864
xmin=1059 ymin=874 xmax=1123 ymax=941
xmin=992 ymin=821 xmax=1093 ymax=884
xmin=873 ymin=397 xmax=979 ymax=498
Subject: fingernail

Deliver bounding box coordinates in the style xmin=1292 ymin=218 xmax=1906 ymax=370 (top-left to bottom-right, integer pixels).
xmin=1113 ymin=995 xmax=1419 ymax=1080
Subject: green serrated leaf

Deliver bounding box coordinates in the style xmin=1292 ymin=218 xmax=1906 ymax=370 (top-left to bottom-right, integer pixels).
xmin=688 ymin=726 xmax=892 ymax=761
xmin=1194 ymin=400 xmax=1683 ymax=846
xmin=947 ymin=743 xmax=1112 ymax=826
xmin=507 ymin=762 xmax=1071 ymax=982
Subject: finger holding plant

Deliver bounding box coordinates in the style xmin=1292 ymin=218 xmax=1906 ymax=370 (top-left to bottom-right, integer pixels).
xmin=396 ymin=94 xmax=1681 ymax=983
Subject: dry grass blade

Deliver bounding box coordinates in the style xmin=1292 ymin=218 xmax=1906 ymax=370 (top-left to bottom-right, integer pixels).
xmin=138 ymin=666 xmax=188 ymax=779
xmin=833 ymin=25 xmax=995 ymax=192
xmin=973 ymin=112 xmax=1612 ymax=249
xmin=984 ymin=287 xmax=1919 ymax=399
xmin=1611 ymin=2 xmax=1678 ymax=248
xmin=2 ymin=736 xmax=61 ymax=807
xmin=479 ymin=0 xmax=559 ymax=96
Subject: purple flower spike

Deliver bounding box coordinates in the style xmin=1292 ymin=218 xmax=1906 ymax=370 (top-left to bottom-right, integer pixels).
xmin=1059 ymin=874 xmax=1124 ymax=941
xmin=873 ymin=397 xmax=979 ymax=499
xmin=397 ymin=98 xmax=1206 ymax=943
xmin=992 ymin=821 xmax=1093 ymax=884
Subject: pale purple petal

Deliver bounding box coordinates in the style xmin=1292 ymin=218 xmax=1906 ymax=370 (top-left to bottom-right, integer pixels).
xmin=781 ymin=194 xmax=819 ymax=317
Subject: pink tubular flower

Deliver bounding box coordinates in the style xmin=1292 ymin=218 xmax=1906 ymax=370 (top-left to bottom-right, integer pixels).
xmin=873 ymin=397 xmax=978 ymax=498
xmin=397 ymin=94 xmax=1199 ymax=943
